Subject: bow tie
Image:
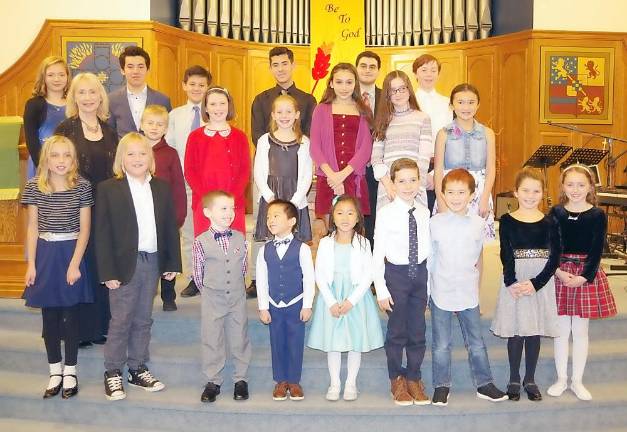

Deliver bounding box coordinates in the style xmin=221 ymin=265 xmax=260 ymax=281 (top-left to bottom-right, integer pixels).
xmin=273 ymin=238 xmax=291 ymax=247
xmin=214 ymin=230 xmax=233 ymax=241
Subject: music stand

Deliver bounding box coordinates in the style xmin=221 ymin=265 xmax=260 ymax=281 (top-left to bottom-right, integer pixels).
xmin=523 ymin=144 xmax=572 ymax=207
xmin=559 ymin=148 xmax=609 ymax=171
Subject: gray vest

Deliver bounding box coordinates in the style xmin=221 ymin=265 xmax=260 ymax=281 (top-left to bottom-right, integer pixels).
xmin=196 ymin=230 xmax=246 ymax=292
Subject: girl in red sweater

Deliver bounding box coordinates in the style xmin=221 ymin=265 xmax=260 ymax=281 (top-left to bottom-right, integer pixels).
xmin=184 ymin=86 xmax=251 ymax=236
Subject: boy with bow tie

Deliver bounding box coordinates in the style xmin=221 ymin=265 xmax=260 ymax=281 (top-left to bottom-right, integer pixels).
xmin=256 ymin=199 xmax=315 ymax=401
xmin=192 ymin=190 xmax=251 ymax=403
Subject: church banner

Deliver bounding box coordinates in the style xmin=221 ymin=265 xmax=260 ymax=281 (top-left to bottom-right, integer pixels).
xmin=310 ymin=0 xmax=366 ymax=100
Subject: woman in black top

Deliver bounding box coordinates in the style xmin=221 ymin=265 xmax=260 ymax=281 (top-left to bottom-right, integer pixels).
xmin=56 ymin=72 xmax=118 ymax=346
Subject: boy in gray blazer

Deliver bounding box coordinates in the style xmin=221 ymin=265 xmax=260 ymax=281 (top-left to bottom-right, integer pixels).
xmin=192 ymin=190 xmax=251 ymax=403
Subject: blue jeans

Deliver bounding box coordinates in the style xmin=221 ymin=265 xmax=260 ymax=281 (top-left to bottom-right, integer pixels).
xmin=431 ymin=300 xmax=494 ymax=388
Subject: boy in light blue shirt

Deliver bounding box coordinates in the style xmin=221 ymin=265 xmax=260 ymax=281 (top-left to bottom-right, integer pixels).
xmin=429 ymin=168 xmax=507 ymax=406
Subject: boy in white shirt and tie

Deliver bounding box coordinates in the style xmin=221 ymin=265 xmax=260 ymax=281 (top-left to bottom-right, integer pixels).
xmin=165 ymin=65 xmax=211 ymax=298
xmin=373 ymin=158 xmax=431 ymax=406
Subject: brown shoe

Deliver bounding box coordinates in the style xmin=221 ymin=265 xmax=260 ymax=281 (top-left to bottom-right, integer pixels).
xmin=390 ymin=376 xmax=414 ymax=406
xmin=407 ymin=379 xmax=431 ymax=405
xmin=272 ymin=381 xmax=289 ymax=401
xmin=288 ymin=383 xmax=304 ymax=400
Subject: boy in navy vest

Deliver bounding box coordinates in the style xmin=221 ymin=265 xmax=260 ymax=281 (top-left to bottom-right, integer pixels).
xmin=256 ymin=199 xmax=315 ymax=401
xmin=193 ymin=190 xmax=251 ymax=403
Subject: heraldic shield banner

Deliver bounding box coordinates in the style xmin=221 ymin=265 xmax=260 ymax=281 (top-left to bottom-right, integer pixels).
xmin=540 ymin=46 xmax=615 ymax=124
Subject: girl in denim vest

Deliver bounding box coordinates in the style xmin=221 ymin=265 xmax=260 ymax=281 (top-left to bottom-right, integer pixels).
xmin=433 ymin=83 xmax=496 ymax=240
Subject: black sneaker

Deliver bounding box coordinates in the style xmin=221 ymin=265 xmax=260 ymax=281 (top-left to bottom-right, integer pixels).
xmin=127 ymin=365 xmax=165 ymax=392
xmin=477 ymin=383 xmax=508 ymax=402
xmin=104 ymin=369 xmax=126 ymax=401
xmin=432 ymin=386 xmax=449 ymax=406
xmin=201 ymin=382 xmax=221 ymax=403
xmin=181 ymin=280 xmax=200 ymax=297
xmin=234 ymin=380 xmax=249 ymax=400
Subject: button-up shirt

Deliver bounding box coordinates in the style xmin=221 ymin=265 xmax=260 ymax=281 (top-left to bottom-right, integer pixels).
xmin=256 ymin=233 xmax=316 ymax=310
xmin=429 ymin=211 xmax=485 ymax=311
xmin=165 ymin=101 xmax=205 ymax=166
xmin=415 ymin=88 xmax=453 ymax=151
xmin=373 ymin=197 xmax=431 ymax=299
xmin=127 ymin=85 xmax=148 ymax=131
xmin=127 ymin=174 xmax=157 ymax=253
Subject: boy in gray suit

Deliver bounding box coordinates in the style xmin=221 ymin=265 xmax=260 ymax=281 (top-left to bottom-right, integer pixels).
xmin=108 ymin=46 xmax=172 ymax=139
xmin=192 ymin=190 xmax=251 ymax=403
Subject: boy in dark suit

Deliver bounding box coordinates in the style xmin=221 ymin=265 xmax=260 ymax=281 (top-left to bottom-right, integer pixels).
xmin=96 ymin=132 xmax=181 ymax=401
xmin=108 ymin=46 xmax=172 ymax=139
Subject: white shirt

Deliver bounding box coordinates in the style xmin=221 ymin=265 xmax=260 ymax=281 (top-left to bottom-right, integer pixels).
xmin=415 ymin=88 xmax=453 ymax=153
xmin=429 ymin=211 xmax=485 ymax=311
xmin=166 ymin=101 xmax=206 ymax=167
xmin=373 ymin=196 xmax=431 ymax=300
xmin=127 ymin=85 xmax=148 ymax=131
xmin=256 ymin=233 xmax=315 ymax=310
xmin=360 ymin=83 xmax=376 ymax=112
xmin=253 ymin=133 xmax=312 ymax=209
xmin=127 ymin=174 xmax=157 ymax=253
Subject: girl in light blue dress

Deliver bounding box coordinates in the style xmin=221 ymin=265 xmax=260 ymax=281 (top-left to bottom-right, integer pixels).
xmin=308 ymin=195 xmax=384 ymax=402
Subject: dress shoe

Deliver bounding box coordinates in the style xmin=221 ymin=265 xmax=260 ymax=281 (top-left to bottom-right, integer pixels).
xmin=507 ymin=382 xmax=521 ymax=401
xmin=288 ymin=383 xmax=304 ymax=400
xmin=62 ymin=374 xmax=79 ymax=399
xmin=272 ymin=381 xmax=289 ymax=401
xmin=201 ymin=382 xmax=220 ymax=403
xmin=162 ymin=301 xmax=178 ymax=311
xmin=233 ymin=380 xmax=249 ymax=400
xmin=43 ymin=374 xmax=63 ymax=399
xmin=524 ymin=382 xmax=542 ymax=401
xmin=181 ymin=280 xmax=200 ymax=297
xmin=92 ymin=336 xmax=107 ymax=345
xmin=246 ymin=280 xmax=257 ymax=299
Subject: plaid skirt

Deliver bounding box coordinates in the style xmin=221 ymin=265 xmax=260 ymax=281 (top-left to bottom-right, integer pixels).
xmin=555 ymin=254 xmax=617 ymax=319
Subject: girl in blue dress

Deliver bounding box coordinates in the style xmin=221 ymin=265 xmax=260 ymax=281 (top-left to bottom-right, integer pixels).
xmin=308 ymin=195 xmax=384 ymax=401
xmin=22 ymin=135 xmax=93 ymax=399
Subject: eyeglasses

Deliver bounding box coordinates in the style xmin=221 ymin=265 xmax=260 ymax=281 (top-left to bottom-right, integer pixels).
xmin=389 ymin=85 xmax=408 ymax=95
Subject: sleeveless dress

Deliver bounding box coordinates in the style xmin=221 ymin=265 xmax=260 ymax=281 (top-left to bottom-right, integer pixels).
xmin=254 ymin=134 xmax=312 ymax=242
xmin=307 ymin=242 xmax=384 ymax=352
xmin=435 ymin=119 xmax=495 ymax=240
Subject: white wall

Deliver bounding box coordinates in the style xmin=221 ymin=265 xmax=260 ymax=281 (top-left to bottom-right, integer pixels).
xmin=0 ymin=0 xmax=151 ymax=73
xmin=534 ymin=0 xmax=627 ymax=32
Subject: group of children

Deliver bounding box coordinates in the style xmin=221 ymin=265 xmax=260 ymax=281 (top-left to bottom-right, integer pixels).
xmin=21 ymin=49 xmax=617 ymax=408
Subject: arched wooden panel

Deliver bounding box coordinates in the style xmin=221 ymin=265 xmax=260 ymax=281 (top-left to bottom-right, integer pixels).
xmin=466 ymin=52 xmax=495 ymax=127
xmin=155 ymin=42 xmax=179 ymax=107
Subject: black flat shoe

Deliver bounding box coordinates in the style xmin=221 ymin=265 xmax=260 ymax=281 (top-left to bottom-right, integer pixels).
xmin=92 ymin=336 xmax=107 ymax=345
xmin=43 ymin=374 xmax=63 ymax=399
xmin=524 ymin=382 xmax=542 ymax=401
xmin=62 ymin=374 xmax=79 ymax=399
xmin=162 ymin=301 xmax=177 ymax=311
xmin=246 ymin=281 xmax=257 ymax=299
xmin=78 ymin=341 xmax=93 ymax=349
xmin=234 ymin=380 xmax=249 ymax=400
xmin=506 ymin=382 xmax=521 ymax=401
xmin=201 ymin=382 xmax=220 ymax=403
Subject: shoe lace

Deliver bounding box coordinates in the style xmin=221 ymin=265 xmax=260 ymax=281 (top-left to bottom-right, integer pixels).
xmin=137 ymin=369 xmax=158 ymax=384
xmin=107 ymin=375 xmax=123 ymax=391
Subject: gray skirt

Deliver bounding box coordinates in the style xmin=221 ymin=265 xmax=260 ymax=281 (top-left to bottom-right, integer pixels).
xmin=491 ymin=257 xmax=558 ymax=338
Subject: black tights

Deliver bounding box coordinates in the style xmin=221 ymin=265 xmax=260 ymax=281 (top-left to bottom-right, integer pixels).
xmin=507 ymin=335 xmax=540 ymax=384
xmin=42 ymin=305 xmax=80 ymax=366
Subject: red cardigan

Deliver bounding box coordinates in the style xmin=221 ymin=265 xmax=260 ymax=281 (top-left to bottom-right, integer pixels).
xmin=184 ymin=126 xmax=250 ymax=236
xmin=153 ymin=138 xmax=187 ymax=227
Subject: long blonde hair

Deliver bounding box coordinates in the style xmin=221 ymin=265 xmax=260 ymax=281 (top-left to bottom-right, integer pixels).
xmin=269 ymin=94 xmax=303 ymax=143
xmin=36 ymin=135 xmax=79 ymax=194
xmin=32 ymin=56 xmax=70 ymax=97
xmin=112 ymin=132 xmax=155 ymax=179
xmin=559 ymin=164 xmax=598 ymax=206
xmin=65 ymin=73 xmax=110 ymax=121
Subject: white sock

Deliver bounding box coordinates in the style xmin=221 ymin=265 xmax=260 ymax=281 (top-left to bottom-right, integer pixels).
xmin=345 ymin=351 xmax=361 ymax=388
xmin=328 ymin=352 xmax=341 ymax=388
xmin=571 ymin=316 xmax=590 ymax=383
xmin=48 ymin=362 xmax=62 ymax=389
xmin=63 ymin=364 xmax=77 ymax=389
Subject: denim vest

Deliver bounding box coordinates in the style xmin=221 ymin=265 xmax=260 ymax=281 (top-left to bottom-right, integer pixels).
xmin=264 ymin=239 xmax=303 ymax=305
xmin=443 ymin=120 xmax=487 ymax=171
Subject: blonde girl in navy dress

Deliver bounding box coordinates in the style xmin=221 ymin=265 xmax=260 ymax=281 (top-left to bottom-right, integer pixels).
xmin=22 ymin=135 xmax=93 ymax=399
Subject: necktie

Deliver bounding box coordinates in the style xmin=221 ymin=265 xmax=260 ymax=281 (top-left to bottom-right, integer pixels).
xmin=274 ymin=238 xmax=291 ymax=247
xmin=191 ymin=106 xmax=200 ymax=132
xmin=408 ymin=207 xmax=419 ymax=279
xmin=362 ymin=91 xmax=371 ymax=111
xmin=214 ymin=229 xmax=232 ymax=241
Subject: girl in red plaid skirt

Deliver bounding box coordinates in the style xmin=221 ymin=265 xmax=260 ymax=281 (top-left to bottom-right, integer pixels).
xmin=548 ymin=164 xmax=617 ymax=401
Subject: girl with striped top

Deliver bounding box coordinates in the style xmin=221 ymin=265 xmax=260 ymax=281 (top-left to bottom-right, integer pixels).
xmin=22 ymin=135 xmax=94 ymax=400
xmin=371 ymin=71 xmax=432 ymax=210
